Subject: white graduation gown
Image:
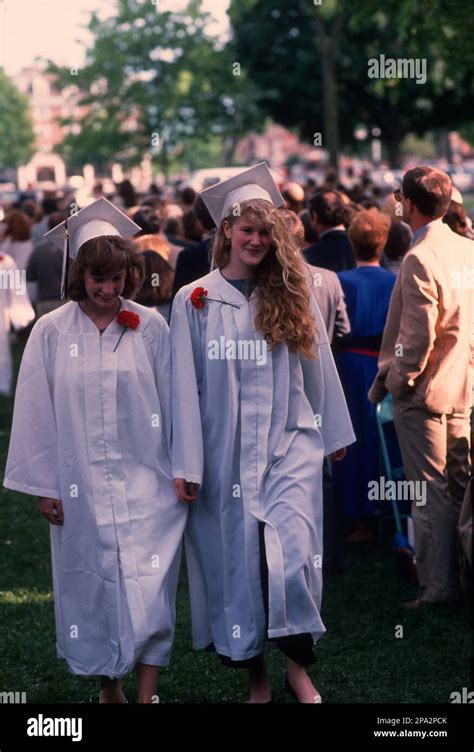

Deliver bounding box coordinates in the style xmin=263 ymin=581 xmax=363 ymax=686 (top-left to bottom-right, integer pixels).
xmin=0 ymin=253 xmax=35 ymax=395
xmin=4 ymin=299 xmax=187 ymax=676
xmin=170 ymin=269 xmax=355 ymax=661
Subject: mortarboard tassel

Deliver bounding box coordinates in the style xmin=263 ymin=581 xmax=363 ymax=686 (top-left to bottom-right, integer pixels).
xmin=60 ymin=218 xmax=70 ymax=300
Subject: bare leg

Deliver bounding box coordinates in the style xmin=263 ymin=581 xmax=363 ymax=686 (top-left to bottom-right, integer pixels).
xmin=99 ymin=676 xmax=127 ymax=703
xmin=248 ymin=661 xmax=272 ymax=703
xmin=286 ymin=657 xmax=321 ymax=703
xmin=136 ymin=662 xmax=159 ymax=704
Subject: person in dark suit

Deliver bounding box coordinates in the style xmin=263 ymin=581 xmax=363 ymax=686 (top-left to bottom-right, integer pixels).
xmin=169 ymin=196 xmax=216 ymax=315
xmin=304 ymin=190 xmax=356 ymax=273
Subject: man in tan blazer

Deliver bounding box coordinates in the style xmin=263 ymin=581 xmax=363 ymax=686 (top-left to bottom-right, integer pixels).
xmin=369 ymin=165 xmax=472 ymax=606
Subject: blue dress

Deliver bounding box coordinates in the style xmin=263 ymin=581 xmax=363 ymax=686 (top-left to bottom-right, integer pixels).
xmin=333 ymin=266 xmax=396 ymax=520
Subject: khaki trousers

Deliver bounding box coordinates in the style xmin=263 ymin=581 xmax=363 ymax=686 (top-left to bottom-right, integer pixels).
xmin=393 ymin=400 xmax=471 ymax=602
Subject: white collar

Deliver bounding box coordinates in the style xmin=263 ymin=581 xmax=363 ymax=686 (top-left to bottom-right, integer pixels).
xmin=319 ymin=225 xmax=346 ymax=239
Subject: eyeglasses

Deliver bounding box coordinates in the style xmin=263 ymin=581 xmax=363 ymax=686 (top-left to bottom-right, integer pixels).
xmin=393 ymin=189 xmax=403 ymax=202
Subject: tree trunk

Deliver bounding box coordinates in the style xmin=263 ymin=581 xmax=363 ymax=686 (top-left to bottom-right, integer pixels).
xmin=386 ymin=138 xmax=402 ymax=168
xmin=437 ymin=129 xmax=452 ymax=162
xmin=319 ymin=39 xmax=339 ymax=170
xmin=223 ymin=136 xmax=237 ymax=166
xmin=315 ymin=9 xmax=346 ymax=172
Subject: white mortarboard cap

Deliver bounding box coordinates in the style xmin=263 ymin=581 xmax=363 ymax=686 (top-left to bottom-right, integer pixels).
xmin=200 ymin=162 xmax=284 ymax=225
xmin=45 ymin=196 xmax=140 ymax=257
xmin=44 ymin=196 xmax=141 ymax=299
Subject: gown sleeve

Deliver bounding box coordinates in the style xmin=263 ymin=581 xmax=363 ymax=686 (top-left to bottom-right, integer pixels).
xmin=169 ymin=288 xmax=204 ymax=485
xmin=3 ymin=320 xmax=60 ymax=498
xmin=333 ymin=275 xmax=351 ymax=341
xmin=143 ymin=312 xmax=173 ymax=452
xmin=301 ymin=291 xmax=356 ymax=456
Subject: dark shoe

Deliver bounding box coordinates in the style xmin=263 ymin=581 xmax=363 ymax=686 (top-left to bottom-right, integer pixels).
xmin=285 ymin=673 xmax=322 ymax=704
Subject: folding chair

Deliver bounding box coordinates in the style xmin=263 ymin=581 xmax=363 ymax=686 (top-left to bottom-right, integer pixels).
xmin=376 ymin=395 xmax=417 ymax=583
xmin=375 ymin=394 xmax=410 ymax=539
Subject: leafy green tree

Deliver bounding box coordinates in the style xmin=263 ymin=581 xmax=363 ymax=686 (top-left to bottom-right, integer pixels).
xmin=0 ymin=70 xmax=35 ymax=173
xmin=351 ymin=0 xmax=474 ymax=72
xmin=229 ymin=0 xmax=473 ymax=167
xmin=49 ymin=0 xmax=263 ymax=177
xmin=349 ymin=0 xmax=474 ymax=163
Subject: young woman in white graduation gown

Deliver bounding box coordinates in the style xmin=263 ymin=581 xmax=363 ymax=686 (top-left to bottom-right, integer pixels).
xmin=4 ymin=201 xmax=187 ymax=703
xmin=170 ymin=164 xmax=355 ymax=703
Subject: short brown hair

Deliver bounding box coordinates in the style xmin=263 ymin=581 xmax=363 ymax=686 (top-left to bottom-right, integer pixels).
xmin=5 ymin=210 xmax=31 ymax=241
xmin=348 ymin=208 xmax=391 ymax=262
xmin=68 ymin=236 xmax=144 ymax=301
xmin=308 ymin=190 xmax=345 ymax=226
xmin=442 ymin=200 xmax=469 ymax=237
xmin=134 ymin=250 xmax=173 ymax=306
xmin=402 ymin=165 xmax=452 ymax=218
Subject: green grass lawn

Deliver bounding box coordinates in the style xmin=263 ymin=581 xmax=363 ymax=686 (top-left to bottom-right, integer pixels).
xmin=0 ymin=342 xmax=471 ymax=704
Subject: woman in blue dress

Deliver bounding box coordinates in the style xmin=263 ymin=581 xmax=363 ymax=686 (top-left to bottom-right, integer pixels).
xmin=333 ymin=209 xmax=396 ymax=541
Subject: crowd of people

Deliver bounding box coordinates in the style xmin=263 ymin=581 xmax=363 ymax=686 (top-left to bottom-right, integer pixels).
xmin=1 ymin=169 xmax=472 ymax=325
xmin=0 ymin=162 xmax=472 ymax=703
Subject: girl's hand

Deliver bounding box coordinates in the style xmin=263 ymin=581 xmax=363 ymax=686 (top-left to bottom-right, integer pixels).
xmin=329 ymin=447 xmax=346 ymax=462
xmin=39 ymin=497 xmax=64 ymax=526
xmin=173 ymin=479 xmax=200 ymax=503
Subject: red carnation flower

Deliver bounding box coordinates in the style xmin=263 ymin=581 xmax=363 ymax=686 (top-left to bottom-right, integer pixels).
xmin=189 ymin=286 xmax=240 ymax=310
xmin=117 ymin=310 xmax=140 ymax=329
xmin=190 ymin=287 xmax=208 ymax=309
xmin=113 ymin=310 xmax=140 ymax=352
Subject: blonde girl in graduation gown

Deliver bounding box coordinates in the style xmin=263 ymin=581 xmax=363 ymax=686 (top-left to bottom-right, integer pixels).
xmin=4 ymin=209 xmax=187 ymax=703
xmin=171 ymin=167 xmax=355 ymax=703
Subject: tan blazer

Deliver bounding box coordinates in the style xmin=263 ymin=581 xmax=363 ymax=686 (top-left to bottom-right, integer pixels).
xmin=369 ymin=219 xmax=473 ymax=414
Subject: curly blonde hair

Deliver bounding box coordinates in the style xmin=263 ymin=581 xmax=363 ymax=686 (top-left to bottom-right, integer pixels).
xmin=212 ymin=199 xmax=317 ymax=358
